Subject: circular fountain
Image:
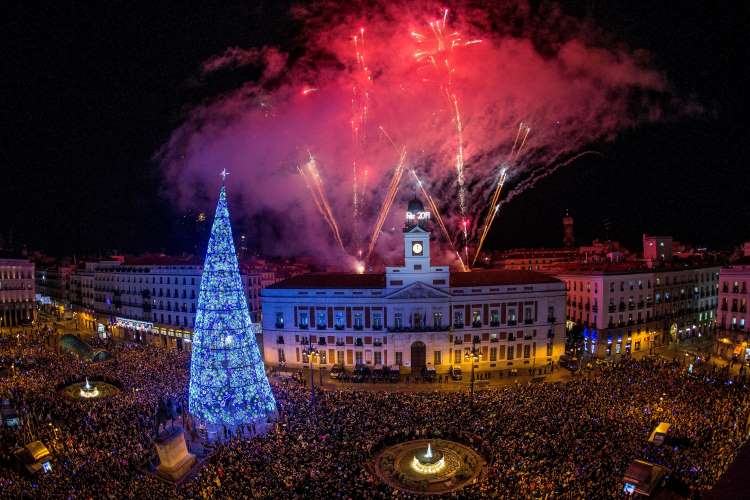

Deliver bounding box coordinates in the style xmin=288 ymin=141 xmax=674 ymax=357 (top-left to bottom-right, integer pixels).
xmin=371 ymin=439 xmax=485 ymax=495
xmin=60 ymin=378 xmax=120 ymax=401
xmin=79 ymin=377 xmax=100 ymax=398
xmin=410 ymin=442 xmax=446 ymax=474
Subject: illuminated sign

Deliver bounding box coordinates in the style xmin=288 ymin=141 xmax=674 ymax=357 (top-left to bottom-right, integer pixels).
xmin=406 ymin=211 xmax=431 ymax=221
xmin=115 ymin=317 xmax=154 ymax=331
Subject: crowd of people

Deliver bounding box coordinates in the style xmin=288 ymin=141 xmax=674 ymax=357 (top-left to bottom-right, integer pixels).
xmin=2 ymin=323 xmax=750 ymax=499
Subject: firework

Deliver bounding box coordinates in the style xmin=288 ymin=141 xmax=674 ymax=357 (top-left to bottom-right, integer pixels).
xmin=411 ymin=8 xmax=480 ymax=258
xmin=351 ymin=27 xmax=372 ymax=253
xmin=366 ymin=147 xmax=407 ymax=260
xmin=298 ymin=155 xmax=346 ymax=252
xmin=409 ymin=168 xmax=467 ymax=271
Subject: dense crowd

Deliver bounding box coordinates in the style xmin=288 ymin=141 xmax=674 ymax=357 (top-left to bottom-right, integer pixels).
xmin=1 ymin=324 xmax=750 ymax=499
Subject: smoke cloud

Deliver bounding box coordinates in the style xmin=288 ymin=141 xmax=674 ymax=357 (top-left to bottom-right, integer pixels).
xmin=158 ymin=0 xmax=670 ymax=268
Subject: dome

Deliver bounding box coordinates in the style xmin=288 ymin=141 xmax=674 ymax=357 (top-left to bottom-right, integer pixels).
xmin=407 ymin=197 xmax=424 ymax=213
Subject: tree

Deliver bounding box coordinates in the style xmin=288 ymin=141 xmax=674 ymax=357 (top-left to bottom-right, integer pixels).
xmin=188 ymin=184 xmax=276 ymax=426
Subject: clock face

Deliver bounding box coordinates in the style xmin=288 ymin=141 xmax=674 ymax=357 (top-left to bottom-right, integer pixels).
xmin=412 ymin=242 xmax=423 ymax=256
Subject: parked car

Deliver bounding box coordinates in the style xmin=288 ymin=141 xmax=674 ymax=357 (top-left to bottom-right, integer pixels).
xmin=329 ymin=364 xmax=345 ymax=380
xmin=449 ymin=366 xmax=462 ymax=381
xmin=352 ymin=364 xmax=370 ymax=383
xmin=422 ymin=366 xmax=437 ymax=382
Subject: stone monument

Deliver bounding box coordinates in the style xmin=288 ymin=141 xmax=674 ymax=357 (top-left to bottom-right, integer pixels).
xmin=154 ymin=426 xmax=196 ymax=482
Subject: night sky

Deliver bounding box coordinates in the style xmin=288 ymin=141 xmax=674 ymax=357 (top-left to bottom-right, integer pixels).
xmin=2 ymin=1 xmax=747 ymax=257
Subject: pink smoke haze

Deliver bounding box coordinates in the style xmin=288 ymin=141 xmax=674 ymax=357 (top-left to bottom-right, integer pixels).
xmin=158 ymin=0 xmax=670 ymax=267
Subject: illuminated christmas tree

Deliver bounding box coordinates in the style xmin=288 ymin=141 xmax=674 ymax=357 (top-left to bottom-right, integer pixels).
xmin=189 ymin=176 xmax=276 ymax=427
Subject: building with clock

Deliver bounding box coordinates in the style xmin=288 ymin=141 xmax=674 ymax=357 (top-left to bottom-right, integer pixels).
xmin=261 ymin=198 xmax=567 ymax=376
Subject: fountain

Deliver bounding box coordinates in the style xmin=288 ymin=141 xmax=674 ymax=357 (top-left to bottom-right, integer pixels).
xmin=411 ymin=441 xmax=446 ymax=474
xmin=79 ymin=377 xmax=100 ymax=398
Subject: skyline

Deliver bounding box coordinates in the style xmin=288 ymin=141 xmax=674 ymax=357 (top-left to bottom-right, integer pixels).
xmin=2 ymin=1 xmax=746 ymax=259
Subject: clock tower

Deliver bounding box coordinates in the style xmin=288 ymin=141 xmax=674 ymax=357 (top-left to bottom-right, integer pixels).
xmin=385 ymin=197 xmax=449 ymax=290
xmin=404 ymin=197 xmax=431 ymax=270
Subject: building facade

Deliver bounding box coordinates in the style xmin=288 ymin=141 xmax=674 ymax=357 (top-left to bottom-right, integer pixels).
xmin=0 ymin=258 xmax=35 ymax=328
xmin=557 ymin=264 xmax=719 ymax=358
xmin=716 ymin=259 xmax=750 ymax=360
xmin=53 ymin=256 xmax=274 ymax=350
xmin=262 ymin=199 xmax=567 ymax=375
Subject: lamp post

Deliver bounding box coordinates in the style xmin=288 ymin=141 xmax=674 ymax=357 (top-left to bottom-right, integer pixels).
xmin=303 ymin=337 xmax=319 ymax=403
xmin=464 ymin=335 xmax=482 ymax=406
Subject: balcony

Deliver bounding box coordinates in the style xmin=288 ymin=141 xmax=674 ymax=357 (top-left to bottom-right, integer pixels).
xmin=372 ymin=324 xmax=383 ymax=331
xmin=547 ymin=316 xmax=556 ymax=323
xmin=618 ymin=304 xmax=626 ymax=312
xmin=628 ymin=303 xmax=635 ymax=310
xmin=453 ymin=323 xmax=465 ymax=329
xmin=353 ymin=324 xmax=364 ymax=331
xmin=507 ymin=320 xmax=517 ymax=326
xmin=524 ymin=318 xmax=534 ymax=325
xmin=275 ymin=322 xmax=284 ymax=329
xmin=276 ymin=337 xmax=284 ymax=344
xmin=318 ymin=338 xmax=327 ymax=345
xmin=299 ymin=324 xmax=309 ymax=330
xmin=335 ymin=324 xmax=345 ymax=330
xmin=316 ymin=324 xmax=327 ymax=330
xmin=637 ymin=302 xmax=645 ymax=309
xmin=508 ymin=334 xmax=516 ymax=341
xmin=608 ymin=305 xmax=616 ymax=313
xmin=373 ymin=341 xmax=383 ymax=347
xmin=490 ymin=321 xmax=500 ymax=327
xmin=454 ymin=338 xmax=463 ymax=345
xmin=472 ymin=321 xmax=482 ymax=328
xmin=335 ymin=340 xmax=345 ymax=346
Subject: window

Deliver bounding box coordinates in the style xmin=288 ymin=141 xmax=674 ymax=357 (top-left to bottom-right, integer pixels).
xmin=413 ymin=264 xmax=422 ymax=270
xmin=299 ymin=311 xmax=309 ymax=328
xmin=353 ymin=312 xmax=363 ymax=329
xmin=472 ymin=310 xmax=481 ymax=327
xmin=278 ymin=349 xmax=286 ymax=363
xmin=507 ymin=308 xmax=517 ymax=325
xmin=523 ymin=345 xmax=531 ymax=358
xmin=453 ymin=310 xmax=464 ymax=327
xmin=524 ymin=306 xmax=533 ymax=323
xmin=335 ymin=311 xmax=345 ymax=329
xmin=316 ymin=311 xmax=327 ymax=329
xmin=434 ymin=351 xmax=442 ymax=365
xmin=507 ymin=346 xmax=514 ymax=360
xmin=372 ymin=312 xmax=383 ymax=330
xmin=490 ymin=309 xmax=499 ymax=325
xmin=394 ymin=312 xmax=403 ymax=329
xmin=395 ymin=352 xmax=403 ymax=366
xmin=374 ymin=351 xmax=382 ymax=365
xmin=489 ymin=347 xmax=497 ymax=361
xmin=454 ymin=350 xmax=461 ymax=364
xmin=275 ymin=312 xmax=284 ymax=328
xmin=425 ymin=311 xmax=439 ymax=329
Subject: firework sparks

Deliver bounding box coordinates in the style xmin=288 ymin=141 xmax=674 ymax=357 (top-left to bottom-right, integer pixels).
xmin=411 ymin=8 xmax=480 ymax=258
xmin=351 ymin=27 xmax=372 ymax=252
xmin=298 ymin=154 xmax=346 ymax=252
xmin=366 ymin=147 xmax=407 ymax=260
xmin=410 ymin=168 xmax=467 ymax=271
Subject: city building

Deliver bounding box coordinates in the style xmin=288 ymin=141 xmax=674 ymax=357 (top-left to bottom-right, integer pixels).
xmin=643 ymin=234 xmax=673 ymax=267
xmin=557 ymin=264 xmax=718 ymax=357
xmin=55 ymin=255 xmax=276 ymax=350
xmin=0 ymin=258 xmax=35 ymax=327
xmin=715 ymin=255 xmax=750 ymax=361
xmin=262 ymin=198 xmax=567 ymax=375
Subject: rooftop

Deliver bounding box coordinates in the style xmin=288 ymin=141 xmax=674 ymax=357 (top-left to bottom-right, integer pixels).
xmin=267 ymin=269 xmax=561 ymax=289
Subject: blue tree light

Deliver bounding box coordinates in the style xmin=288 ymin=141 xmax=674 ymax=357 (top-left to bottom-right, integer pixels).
xmin=189 ymin=184 xmax=276 ymax=426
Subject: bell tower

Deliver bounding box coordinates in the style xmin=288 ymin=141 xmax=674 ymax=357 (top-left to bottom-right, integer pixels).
xmin=404 ymin=197 xmax=431 ymax=271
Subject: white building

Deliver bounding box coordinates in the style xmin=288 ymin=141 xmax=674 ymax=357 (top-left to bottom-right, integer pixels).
xmin=716 ymin=257 xmax=750 ymax=360
xmin=262 ymin=199 xmax=567 ymax=375
xmin=0 ymin=258 xmax=35 ymax=328
xmin=65 ymin=255 xmax=273 ymax=350
xmin=557 ymin=264 xmax=719 ymax=357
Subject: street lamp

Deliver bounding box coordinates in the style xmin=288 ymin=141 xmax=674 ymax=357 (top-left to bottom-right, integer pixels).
xmin=303 ymin=337 xmax=319 ymax=403
xmin=464 ymin=335 xmax=482 ymax=406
